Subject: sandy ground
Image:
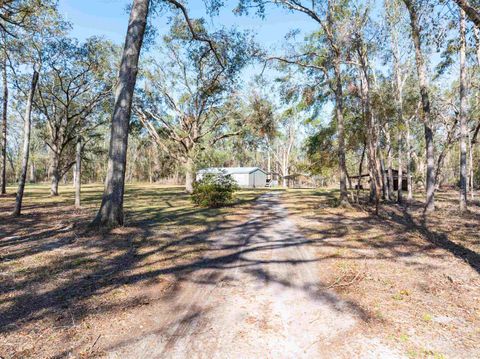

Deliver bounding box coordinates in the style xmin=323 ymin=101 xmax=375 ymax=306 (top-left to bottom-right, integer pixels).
xmin=104 ymin=192 xmax=404 ymax=359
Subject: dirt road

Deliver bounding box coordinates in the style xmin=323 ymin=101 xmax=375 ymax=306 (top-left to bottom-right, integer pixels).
xmin=105 ymin=192 xmax=403 ymax=358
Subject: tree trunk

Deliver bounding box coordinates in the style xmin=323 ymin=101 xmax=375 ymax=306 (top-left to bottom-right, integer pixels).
xmin=72 ymin=165 xmax=76 ymax=187
xmin=381 ymin=157 xmax=388 ymax=200
xmin=7 ymin=152 xmax=14 ymax=177
xmin=387 ymin=155 xmax=394 ymax=199
xmin=357 ymin=141 xmax=366 ymax=203
xmin=185 ymin=156 xmax=194 ymax=193
xmin=472 ymin=27 xmax=480 ymax=201
xmin=75 ymin=137 xmax=82 ymax=208
xmin=50 ymin=150 xmax=60 ymax=196
xmin=385 ymin=125 xmax=394 ymax=200
xmin=333 ymin=53 xmax=349 ymax=204
xmin=369 ymin=169 xmax=376 ymax=203
xmin=29 ymin=162 xmax=36 ymax=183
xmin=282 ymin=149 xmax=289 ymax=188
xmin=12 ymin=70 xmax=39 ymax=216
xmin=267 ymin=148 xmax=271 ymax=180
xmin=406 ymin=116 xmax=413 ymax=200
xmin=404 ymin=0 xmax=435 ymax=213
xmin=1 ymin=49 xmax=7 ymax=194
xmin=324 ymin=4 xmax=348 ymax=205
xmin=380 ymin=157 xmax=388 ymax=200
xmin=397 ymin=131 xmax=403 ymax=203
xmin=282 ymin=161 xmax=288 ymax=187
xmin=346 ymin=169 xmax=352 ymax=191
xmin=475 ymin=27 xmax=480 ymax=65
xmin=459 ymin=9 xmax=468 ymax=212
xmin=469 ymin=131 xmax=474 ymax=200
xmin=420 ymin=54 xmax=435 ymax=210
xmin=392 ymin=33 xmax=404 ymax=202
xmin=148 ymin=146 xmax=153 ymax=183
xmin=357 ymin=42 xmax=383 ymax=214
xmin=93 ymin=0 xmax=149 ymax=227
xmin=454 ymin=0 xmax=480 ymax=29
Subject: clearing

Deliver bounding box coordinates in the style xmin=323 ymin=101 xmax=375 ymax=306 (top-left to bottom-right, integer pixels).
xmin=1 ymin=185 xmax=479 ymax=358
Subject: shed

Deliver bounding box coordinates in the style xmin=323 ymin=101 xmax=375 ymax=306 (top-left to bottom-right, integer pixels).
xmin=350 ymin=169 xmax=408 ymax=191
xmin=196 ymin=167 xmax=267 ymax=188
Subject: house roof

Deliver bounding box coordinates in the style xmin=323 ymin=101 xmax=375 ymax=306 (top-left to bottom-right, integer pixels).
xmin=198 ymin=167 xmax=266 ymax=175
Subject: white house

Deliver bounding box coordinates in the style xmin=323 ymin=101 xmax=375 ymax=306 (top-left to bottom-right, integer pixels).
xmin=196 ymin=167 xmax=267 ymax=188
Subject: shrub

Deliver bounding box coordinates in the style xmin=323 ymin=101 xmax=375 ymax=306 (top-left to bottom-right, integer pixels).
xmin=191 ymin=172 xmax=239 ymax=208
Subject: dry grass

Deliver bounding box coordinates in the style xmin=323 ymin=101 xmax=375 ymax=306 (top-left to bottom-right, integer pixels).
xmin=2 ymin=184 xmax=479 ymax=358
xmin=281 ymin=188 xmax=480 ymax=358
xmin=0 ymin=183 xmax=266 ymax=358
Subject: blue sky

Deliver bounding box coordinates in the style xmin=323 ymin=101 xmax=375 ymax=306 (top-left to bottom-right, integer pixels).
xmin=59 ymin=1 xmax=129 ymax=42
xmin=59 ymin=0 xmax=317 ymax=50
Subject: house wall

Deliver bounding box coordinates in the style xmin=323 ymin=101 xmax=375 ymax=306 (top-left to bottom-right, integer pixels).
xmin=196 ymin=169 xmax=267 ymax=188
xmin=232 ymin=173 xmax=250 ymax=187
xmin=249 ymin=170 xmax=267 ymax=188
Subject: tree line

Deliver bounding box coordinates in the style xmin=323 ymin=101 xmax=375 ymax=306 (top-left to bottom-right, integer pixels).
xmin=1 ymin=0 xmax=479 ymax=227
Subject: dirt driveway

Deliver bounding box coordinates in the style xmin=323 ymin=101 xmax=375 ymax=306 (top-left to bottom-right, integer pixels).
xmin=105 ymin=192 xmax=403 ymax=358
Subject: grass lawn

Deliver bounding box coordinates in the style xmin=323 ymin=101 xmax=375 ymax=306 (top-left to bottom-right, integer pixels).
xmin=0 ymin=183 xmax=269 ymax=358
xmin=281 ymin=188 xmax=480 ymax=358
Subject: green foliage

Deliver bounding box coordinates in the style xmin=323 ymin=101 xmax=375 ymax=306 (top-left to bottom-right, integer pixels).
xmin=191 ymin=173 xmax=239 ymax=208
xmin=245 ymin=94 xmax=277 ymax=139
xmin=135 ymin=21 xmax=258 ymax=173
xmin=305 ymin=124 xmax=338 ymax=177
xmin=32 ymin=36 xmax=116 ymax=180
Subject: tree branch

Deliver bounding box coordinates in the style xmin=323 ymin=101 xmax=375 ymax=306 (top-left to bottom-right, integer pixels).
xmin=167 ymin=0 xmax=225 ymax=69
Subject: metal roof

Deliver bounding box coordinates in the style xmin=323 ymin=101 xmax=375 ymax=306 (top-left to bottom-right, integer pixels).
xmin=197 ymin=167 xmax=266 ymax=175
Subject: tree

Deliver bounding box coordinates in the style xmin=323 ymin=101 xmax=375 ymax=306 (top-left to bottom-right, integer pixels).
xmin=453 ymin=0 xmax=480 ymax=29
xmin=93 ymin=0 xmax=150 ymax=227
xmin=12 ymin=69 xmax=38 ymax=216
xmin=1 ymin=34 xmax=7 ymax=194
xmin=270 ymin=108 xmax=299 ymax=188
xmin=0 ymin=0 xmax=57 ymax=194
xmin=403 ymin=0 xmax=436 ymax=213
xmin=8 ymin=0 xmax=64 ymax=213
xmin=353 ymin=29 xmax=384 ymax=214
xmin=0 ymin=1 xmax=40 ymax=35
xmin=93 ymin=0 xmax=228 ymax=227
xmin=34 ymin=37 xmax=115 ymax=196
xmin=386 ymin=0 xmax=404 ymax=203
xmin=74 ymin=136 xmax=82 ymax=208
xmin=305 ymin=124 xmax=338 ymax=186
xmin=237 ymin=0 xmax=352 ymax=204
xmin=459 ymin=9 xmax=468 ymax=211
xmin=135 ymin=23 xmax=254 ymax=192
